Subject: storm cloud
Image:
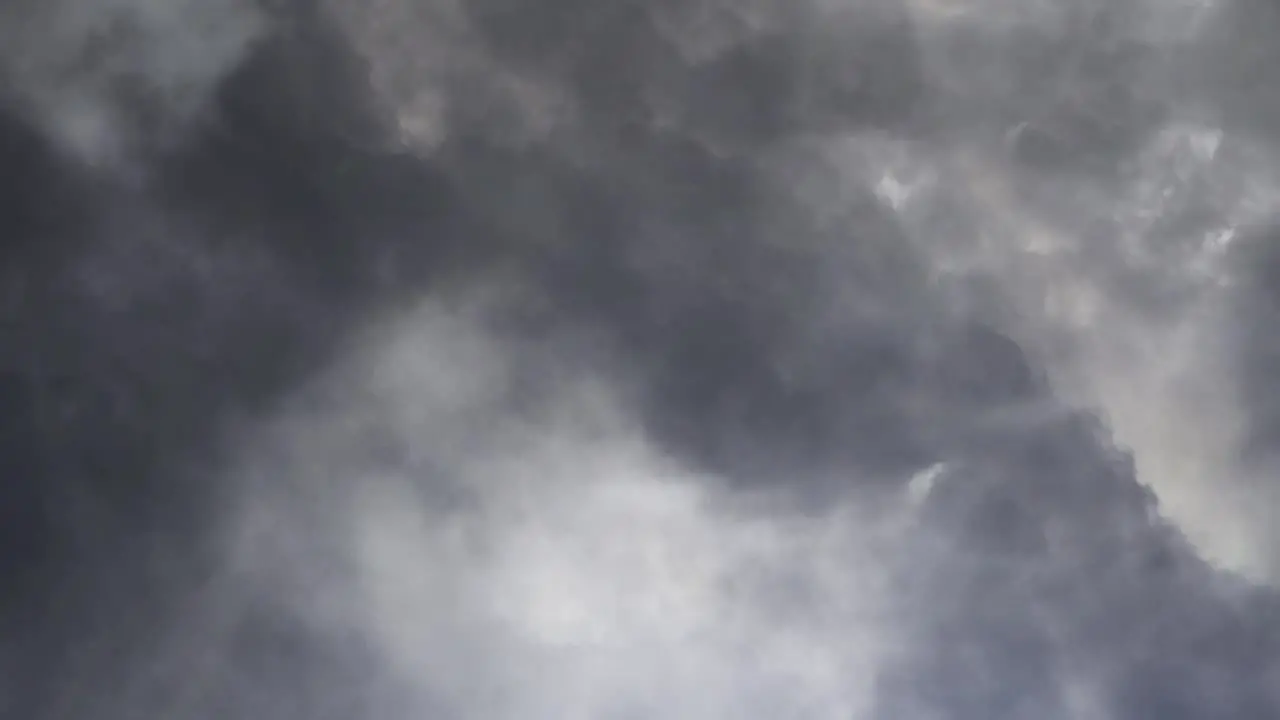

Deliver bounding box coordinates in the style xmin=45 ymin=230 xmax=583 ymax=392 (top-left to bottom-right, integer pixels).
xmin=0 ymin=0 xmax=1278 ymax=718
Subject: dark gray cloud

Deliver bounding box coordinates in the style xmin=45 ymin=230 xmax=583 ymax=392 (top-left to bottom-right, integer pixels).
xmin=1 ymin=0 xmax=1278 ymax=717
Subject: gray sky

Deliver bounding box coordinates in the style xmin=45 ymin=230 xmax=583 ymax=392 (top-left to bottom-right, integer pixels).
xmin=1 ymin=1 xmax=1278 ymax=718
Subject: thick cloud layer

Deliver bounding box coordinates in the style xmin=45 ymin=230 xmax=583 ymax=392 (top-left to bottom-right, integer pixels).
xmin=1 ymin=0 xmax=1278 ymax=718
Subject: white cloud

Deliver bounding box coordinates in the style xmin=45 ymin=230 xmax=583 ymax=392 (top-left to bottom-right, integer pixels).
xmin=226 ymin=298 xmax=910 ymax=720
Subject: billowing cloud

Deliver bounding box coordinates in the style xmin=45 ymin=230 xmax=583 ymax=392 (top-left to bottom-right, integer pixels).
xmin=1 ymin=1 xmax=1278 ymax=718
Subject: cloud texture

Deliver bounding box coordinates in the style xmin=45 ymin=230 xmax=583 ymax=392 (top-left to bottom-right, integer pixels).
xmin=0 ymin=1 xmax=1278 ymax=718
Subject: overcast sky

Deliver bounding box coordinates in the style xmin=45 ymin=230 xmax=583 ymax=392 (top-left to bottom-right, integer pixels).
xmin=1 ymin=1 xmax=1278 ymax=718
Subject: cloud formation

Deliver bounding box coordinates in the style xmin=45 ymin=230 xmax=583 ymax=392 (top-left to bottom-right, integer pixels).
xmin=0 ymin=1 xmax=1278 ymax=718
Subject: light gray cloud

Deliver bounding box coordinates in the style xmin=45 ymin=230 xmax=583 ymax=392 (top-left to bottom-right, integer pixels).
xmin=0 ymin=0 xmax=265 ymax=167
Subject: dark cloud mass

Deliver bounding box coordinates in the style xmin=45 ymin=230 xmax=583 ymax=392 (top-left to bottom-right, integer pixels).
xmin=1 ymin=0 xmax=1278 ymax=717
